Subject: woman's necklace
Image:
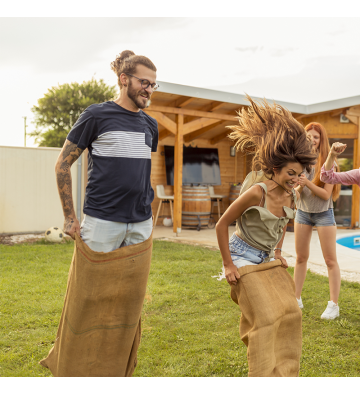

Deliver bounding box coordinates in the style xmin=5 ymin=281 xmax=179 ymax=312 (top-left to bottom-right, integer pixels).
xmin=271 ymin=178 xmax=292 ymax=196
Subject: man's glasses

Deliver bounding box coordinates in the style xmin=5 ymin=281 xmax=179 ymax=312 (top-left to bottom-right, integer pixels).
xmin=125 ymin=73 xmax=159 ymax=91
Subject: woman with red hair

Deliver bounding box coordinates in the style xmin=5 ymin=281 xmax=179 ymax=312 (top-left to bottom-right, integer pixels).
xmin=294 ymin=122 xmax=341 ymax=320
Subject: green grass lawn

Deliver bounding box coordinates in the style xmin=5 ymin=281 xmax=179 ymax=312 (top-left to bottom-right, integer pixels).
xmin=0 ymin=239 xmax=359 ymax=377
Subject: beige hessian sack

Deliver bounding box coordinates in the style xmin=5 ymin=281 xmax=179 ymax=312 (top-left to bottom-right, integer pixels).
xmin=230 ymin=259 xmax=302 ymax=377
xmin=39 ymin=233 xmax=153 ymax=377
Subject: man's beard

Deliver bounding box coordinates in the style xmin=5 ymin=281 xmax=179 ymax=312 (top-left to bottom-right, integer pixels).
xmin=127 ymin=80 xmax=150 ymax=109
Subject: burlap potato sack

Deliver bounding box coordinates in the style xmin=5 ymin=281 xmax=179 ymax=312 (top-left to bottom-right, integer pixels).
xmin=230 ymin=260 xmax=302 ymax=377
xmin=40 ymin=233 xmax=152 ymax=377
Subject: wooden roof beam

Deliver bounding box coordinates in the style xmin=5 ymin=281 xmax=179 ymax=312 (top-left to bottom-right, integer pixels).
xmin=146 ymin=105 xmax=236 ymax=121
xmin=197 ymin=101 xmax=240 ymax=117
xmin=210 ymin=102 xmax=229 ymax=112
xmin=210 ymin=131 xmax=231 ymax=145
xmin=146 ymin=110 xmax=176 ymax=134
xmin=345 ymin=114 xmax=359 ymax=125
xmin=183 ymin=121 xmax=224 ymax=143
xmin=295 ymin=114 xmax=308 ymax=121
xmin=347 ymin=106 xmax=360 ymax=117
xmin=198 ymin=101 xmax=226 ymax=112
xmin=159 ymin=130 xmax=173 ymax=140
xmin=176 ymin=97 xmax=197 ymax=108
xmin=330 ymin=108 xmax=347 ymax=117
xmin=183 ymin=118 xmax=220 ymax=135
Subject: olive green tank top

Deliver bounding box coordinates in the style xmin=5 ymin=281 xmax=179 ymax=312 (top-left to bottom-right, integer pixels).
xmin=235 ymin=171 xmax=297 ymax=261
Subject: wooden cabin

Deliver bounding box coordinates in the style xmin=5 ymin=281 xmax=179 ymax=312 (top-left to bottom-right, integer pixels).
xmin=145 ymin=82 xmax=360 ymax=233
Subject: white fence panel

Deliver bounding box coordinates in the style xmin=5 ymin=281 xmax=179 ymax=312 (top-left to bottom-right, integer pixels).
xmin=0 ymin=146 xmax=79 ymax=234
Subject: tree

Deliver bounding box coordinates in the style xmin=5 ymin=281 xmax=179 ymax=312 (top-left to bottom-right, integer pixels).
xmin=30 ymin=78 xmax=117 ymax=147
xmin=338 ymin=158 xmax=353 ymax=172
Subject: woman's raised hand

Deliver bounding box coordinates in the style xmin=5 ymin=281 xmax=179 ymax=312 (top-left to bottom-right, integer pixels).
xmin=297 ymin=174 xmax=308 ymax=187
xmin=330 ymin=142 xmax=347 ymax=156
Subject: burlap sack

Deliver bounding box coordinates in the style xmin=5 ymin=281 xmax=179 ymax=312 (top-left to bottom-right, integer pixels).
xmin=40 ymin=233 xmax=153 ymax=377
xmin=230 ymin=260 xmax=302 ymax=377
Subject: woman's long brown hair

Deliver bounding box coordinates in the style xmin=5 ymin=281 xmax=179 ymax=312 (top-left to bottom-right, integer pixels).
xmin=227 ymin=95 xmax=316 ymax=177
xmin=305 ymin=122 xmax=340 ymax=202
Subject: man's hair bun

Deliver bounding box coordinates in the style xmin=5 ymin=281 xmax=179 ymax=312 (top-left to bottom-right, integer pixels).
xmin=118 ymin=50 xmax=135 ymax=62
xmin=110 ymin=50 xmax=157 ymax=90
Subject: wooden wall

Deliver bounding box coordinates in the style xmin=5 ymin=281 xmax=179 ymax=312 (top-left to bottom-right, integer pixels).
xmin=150 ymin=112 xmax=360 ymax=226
xmin=151 ymin=137 xmax=246 ymax=226
xmin=299 ymin=113 xmax=358 ymax=138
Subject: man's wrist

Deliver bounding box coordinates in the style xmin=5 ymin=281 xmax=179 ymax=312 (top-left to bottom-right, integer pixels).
xmin=65 ymin=215 xmax=78 ymax=222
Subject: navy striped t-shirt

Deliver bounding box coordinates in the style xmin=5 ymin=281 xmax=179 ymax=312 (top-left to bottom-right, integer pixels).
xmin=67 ymin=101 xmax=158 ymax=223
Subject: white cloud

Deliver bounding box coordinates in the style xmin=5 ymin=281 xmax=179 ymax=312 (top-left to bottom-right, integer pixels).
xmin=1 ymin=17 xmax=360 ymax=147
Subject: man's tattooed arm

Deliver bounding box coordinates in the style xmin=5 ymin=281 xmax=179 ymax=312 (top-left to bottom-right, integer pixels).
xmin=55 ymin=140 xmax=84 ymax=238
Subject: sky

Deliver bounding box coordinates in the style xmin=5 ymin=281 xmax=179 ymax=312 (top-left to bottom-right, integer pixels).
xmin=1 ymin=15 xmax=360 ymax=148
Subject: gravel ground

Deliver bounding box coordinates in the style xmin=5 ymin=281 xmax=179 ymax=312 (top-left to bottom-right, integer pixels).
xmin=0 ymin=233 xmax=45 ymax=246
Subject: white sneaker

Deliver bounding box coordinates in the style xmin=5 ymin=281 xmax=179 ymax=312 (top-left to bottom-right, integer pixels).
xmin=321 ymin=301 xmax=339 ymax=320
xmin=297 ymin=297 xmax=303 ymax=309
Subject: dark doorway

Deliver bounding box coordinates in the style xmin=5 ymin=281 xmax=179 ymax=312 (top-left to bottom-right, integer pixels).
xmin=329 ymin=138 xmax=354 ymax=227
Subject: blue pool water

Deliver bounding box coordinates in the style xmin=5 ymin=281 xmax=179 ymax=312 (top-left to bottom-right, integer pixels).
xmin=336 ymin=235 xmax=360 ymax=251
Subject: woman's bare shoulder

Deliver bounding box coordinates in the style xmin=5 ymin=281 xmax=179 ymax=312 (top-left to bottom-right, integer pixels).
xmin=243 ymin=184 xmax=263 ymax=202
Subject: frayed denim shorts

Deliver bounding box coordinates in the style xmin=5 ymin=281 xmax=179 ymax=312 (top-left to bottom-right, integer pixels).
xmin=229 ymin=233 xmax=272 ymax=268
xmin=295 ymin=208 xmax=336 ymax=227
xmin=80 ymin=214 xmax=153 ymax=253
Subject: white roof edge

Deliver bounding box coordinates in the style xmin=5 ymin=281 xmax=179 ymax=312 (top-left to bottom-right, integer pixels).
xmin=157 ymin=81 xmax=306 ymax=113
xmin=305 ymin=95 xmax=360 ymax=114
xmin=157 ymin=81 xmax=360 ymax=115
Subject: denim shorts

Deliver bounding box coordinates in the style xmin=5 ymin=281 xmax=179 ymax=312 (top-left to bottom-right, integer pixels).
xmin=294 ymin=208 xmax=336 ymax=227
xmin=229 ymin=233 xmax=272 ymax=268
xmin=80 ymin=215 xmax=153 ymax=253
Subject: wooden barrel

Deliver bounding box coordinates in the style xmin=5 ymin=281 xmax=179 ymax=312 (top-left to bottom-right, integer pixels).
xmin=182 ymin=186 xmax=211 ymax=228
xmin=286 ymin=218 xmax=294 ymax=232
xmin=229 ymin=184 xmax=242 ymax=205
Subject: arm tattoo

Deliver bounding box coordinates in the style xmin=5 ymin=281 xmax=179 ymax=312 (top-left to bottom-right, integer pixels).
xmin=56 ymin=140 xmax=84 ymax=219
xmin=60 ymin=161 xmax=70 ymax=172
xmin=56 ymin=171 xmax=72 ymax=190
xmin=59 ymin=189 xmax=74 ymax=217
xmin=61 ymin=141 xmax=83 ymax=164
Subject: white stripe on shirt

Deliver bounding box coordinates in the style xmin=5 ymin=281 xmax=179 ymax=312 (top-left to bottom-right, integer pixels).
xmin=92 ymin=131 xmax=151 ymax=159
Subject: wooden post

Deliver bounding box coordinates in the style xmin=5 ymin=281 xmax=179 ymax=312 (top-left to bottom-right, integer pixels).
xmin=351 ymin=118 xmax=360 ymax=228
xmin=234 ymin=149 xmax=237 ymax=183
xmin=173 ymin=114 xmax=184 ymax=235
xmin=243 ymin=153 xmax=247 ymax=180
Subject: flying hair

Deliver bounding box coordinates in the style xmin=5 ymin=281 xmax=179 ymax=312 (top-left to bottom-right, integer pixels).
xmin=227 ymin=95 xmax=317 ymax=177
xmin=110 ymin=50 xmax=157 ymax=90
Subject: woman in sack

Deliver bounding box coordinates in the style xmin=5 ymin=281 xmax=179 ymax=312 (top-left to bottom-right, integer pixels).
xmin=215 ymin=96 xmax=316 ymax=377
xmin=294 ymin=122 xmax=341 ymax=320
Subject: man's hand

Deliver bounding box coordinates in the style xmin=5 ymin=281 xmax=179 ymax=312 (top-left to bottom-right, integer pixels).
xmin=224 ymin=263 xmax=241 ymax=285
xmin=330 ymin=142 xmax=347 ymax=157
xmin=64 ymin=216 xmax=81 ymax=239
